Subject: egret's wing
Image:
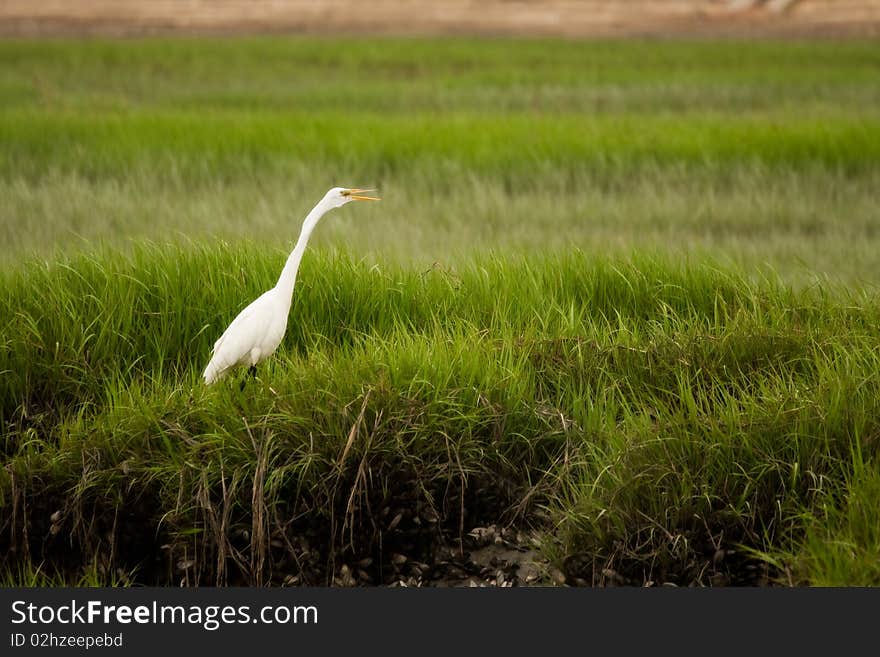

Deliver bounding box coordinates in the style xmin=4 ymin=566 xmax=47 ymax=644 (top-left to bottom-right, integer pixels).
xmin=203 ymin=292 xmax=273 ymax=383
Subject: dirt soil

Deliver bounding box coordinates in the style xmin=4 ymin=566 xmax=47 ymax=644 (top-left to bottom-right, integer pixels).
xmin=1 ymin=0 xmax=878 ymax=39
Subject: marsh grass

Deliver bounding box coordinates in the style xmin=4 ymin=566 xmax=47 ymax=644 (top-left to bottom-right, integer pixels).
xmin=2 ymin=38 xmax=879 ymax=585
xmin=2 ymin=38 xmax=880 ymax=283
xmin=2 ymin=246 xmax=879 ymax=585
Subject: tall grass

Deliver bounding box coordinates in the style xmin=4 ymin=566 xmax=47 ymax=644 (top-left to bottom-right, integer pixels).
xmin=1 ymin=38 xmax=879 ymax=585
xmin=2 ymin=246 xmax=879 ymax=585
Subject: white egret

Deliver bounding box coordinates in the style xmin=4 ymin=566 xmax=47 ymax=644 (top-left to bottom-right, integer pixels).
xmin=203 ymin=187 xmax=380 ymax=386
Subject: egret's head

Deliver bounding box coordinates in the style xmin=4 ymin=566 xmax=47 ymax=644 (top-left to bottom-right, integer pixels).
xmin=325 ymin=187 xmax=381 ymax=209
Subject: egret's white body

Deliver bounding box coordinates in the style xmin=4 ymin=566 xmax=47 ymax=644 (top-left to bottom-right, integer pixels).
xmin=203 ymin=187 xmax=378 ymax=385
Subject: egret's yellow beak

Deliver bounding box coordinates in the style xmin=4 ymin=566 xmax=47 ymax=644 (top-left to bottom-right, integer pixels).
xmin=343 ymin=188 xmax=381 ymax=201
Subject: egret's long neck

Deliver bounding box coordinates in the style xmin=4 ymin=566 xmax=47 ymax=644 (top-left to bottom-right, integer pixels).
xmin=274 ymin=199 xmax=330 ymax=302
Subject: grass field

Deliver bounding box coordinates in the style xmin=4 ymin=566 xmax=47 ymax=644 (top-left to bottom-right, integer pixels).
xmin=1 ymin=38 xmax=879 ymax=586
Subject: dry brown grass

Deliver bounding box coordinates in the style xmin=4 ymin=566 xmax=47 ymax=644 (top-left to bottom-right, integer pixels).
xmin=1 ymin=0 xmax=879 ymax=38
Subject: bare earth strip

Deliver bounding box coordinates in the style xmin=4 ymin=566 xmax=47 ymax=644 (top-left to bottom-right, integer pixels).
xmin=1 ymin=0 xmax=879 ymax=39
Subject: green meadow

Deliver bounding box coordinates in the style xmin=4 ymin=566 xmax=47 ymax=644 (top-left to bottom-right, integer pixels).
xmin=1 ymin=38 xmax=879 ymax=585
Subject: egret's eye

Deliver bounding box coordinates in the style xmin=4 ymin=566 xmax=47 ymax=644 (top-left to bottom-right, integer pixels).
xmin=341 ymin=190 xmax=350 ymax=197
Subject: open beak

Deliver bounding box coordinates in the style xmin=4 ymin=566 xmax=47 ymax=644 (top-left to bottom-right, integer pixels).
xmin=343 ymin=188 xmax=381 ymax=201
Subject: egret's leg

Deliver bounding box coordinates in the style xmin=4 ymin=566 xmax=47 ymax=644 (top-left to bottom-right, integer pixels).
xmin=240 ymin=365 xmax=257 ymax=391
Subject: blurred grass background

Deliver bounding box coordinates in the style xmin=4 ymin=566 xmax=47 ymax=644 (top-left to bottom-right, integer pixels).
xmin=2 ymin=38 xmax=879 ymax=283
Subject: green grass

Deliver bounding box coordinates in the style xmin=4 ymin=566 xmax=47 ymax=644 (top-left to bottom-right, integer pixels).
xmin=3 ymin=246 xmax=880 ymax=585
xmin=2 ymin=38 xmax=880 ymax=283
xmin=1 ymin=37 xmax=879 ymax=586
xmin=3 ymin=38 xmax=878 ymax=114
